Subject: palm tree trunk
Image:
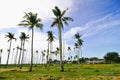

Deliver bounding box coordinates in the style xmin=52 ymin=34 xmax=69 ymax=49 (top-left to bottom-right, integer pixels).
xmin=18 ymin=41 xmax=23 ymax=66
xmin=29 ymin=27 xmax=34 ymax=71
xmin=50 ymin=42 xmax=52 ymax=59
xmin=80 ymin=46 xmax=82 ymax=64
xmin=77 ymin=47 xmax=80 ymax=65
xmin=58 ymin=27 xmax=64 ymax=72
xmin=11 ymin=48 xmax=15 ymax=64
xmin=47 ymin=41 xmax=49 ymax=65
xmin=0 ymin=50 xmax=2 ymax=64
xmin=49 ymin=42 xmax=53 ymax=65
xmin=0 ymin=56 xmax=1 ymax=64
xmin=36 ymin=51 xmax=38 ymax=65
xmin=6 ymin=40 xmax=12 ymax=67
xmin=14 ymin=47 xmax=19 ymax=65
xmin=20 ymin=41 xmax=25 ymax=69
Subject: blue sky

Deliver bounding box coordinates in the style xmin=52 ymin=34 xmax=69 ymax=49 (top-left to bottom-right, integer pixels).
xmin=0 ymin=0 xmax=120 ymax=63
xmin=63 ymin=0 xmax=120 ymax=58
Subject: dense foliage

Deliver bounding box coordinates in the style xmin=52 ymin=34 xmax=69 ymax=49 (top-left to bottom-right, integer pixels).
xmin=104 ymin=52 xmax=120 ymax=63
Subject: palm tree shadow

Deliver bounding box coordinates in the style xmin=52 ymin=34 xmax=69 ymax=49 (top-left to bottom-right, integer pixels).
xmin=0 ymin=77 xmax=7 ymax=79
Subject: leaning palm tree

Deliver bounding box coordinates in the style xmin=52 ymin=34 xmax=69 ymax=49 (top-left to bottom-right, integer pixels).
xmin=20 ymin=32 xmax=29 ymax=69
xmin=18 ymin=12 xmax=43 ymax=71
xmin=74 ymin=33 xmax=83 ymax=64
xmin=5 ymin=32 xmax=16 ymax=67
xmin=51 ymin=6 xmax=73 ymax=71
xmin=47 ymin=31 xmax=55 ymax=64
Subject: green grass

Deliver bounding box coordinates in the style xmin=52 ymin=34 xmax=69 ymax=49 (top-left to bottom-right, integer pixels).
xmin=0 ymin=64 xmax=120 ymax=80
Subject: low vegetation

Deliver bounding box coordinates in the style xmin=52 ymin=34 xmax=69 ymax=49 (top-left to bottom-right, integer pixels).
xmin=0 ymin=64 xmax=120 ymax=80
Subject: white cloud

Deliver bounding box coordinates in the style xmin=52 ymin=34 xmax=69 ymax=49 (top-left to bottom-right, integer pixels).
xmin=63 ymin=11 xmax=120 ymax=40
xmin=82 ymin=12 xmax=120 ymax=37
xmin=63 ymin=27 xmax=86 ymax=40
xmin=0 ymin=0 xmax=75 ymax=29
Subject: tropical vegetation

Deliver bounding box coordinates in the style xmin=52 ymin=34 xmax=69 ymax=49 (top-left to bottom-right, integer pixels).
xmin=0 ymin=6 xmax=120 ymax=80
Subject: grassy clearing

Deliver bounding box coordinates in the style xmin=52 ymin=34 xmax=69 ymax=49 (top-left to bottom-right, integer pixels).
xmin=0 ymin=64 xmax=120 ymax=80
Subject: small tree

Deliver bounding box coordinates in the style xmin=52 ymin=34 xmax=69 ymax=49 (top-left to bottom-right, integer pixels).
xmin=104 ymin=52 xmax=120 ymax=63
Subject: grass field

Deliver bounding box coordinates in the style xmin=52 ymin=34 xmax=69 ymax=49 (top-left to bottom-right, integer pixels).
xmin=0 ymin=64 xmax=120 ymax=80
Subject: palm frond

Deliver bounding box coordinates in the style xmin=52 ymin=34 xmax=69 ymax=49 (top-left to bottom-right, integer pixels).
xmin=51 ymin=18 xmax=58 ymax=27
xmin=52 ymin=9 xmax=59 ymax=17
xmin=59 ymin=21 xmax=63 ymax=29
xmin=35 ymin=23 xmax=43 ymax=30
xmin=5 ymin=32 xmax=16 ymax=42
xmin=63 ymin=17 xmax=73 ymax=21
xmin=47 ymin=31 xmax=55 ymax=42
xmin=77 ymin=39 xmax=83 ymax=46
xmin=18 ymin=23 xmax=30 ymax=26
xmin=75 ymin=33 xmax=81 ymax=39
xmin=54 ymin=6 xmax=61 ymax=16
xmin=62 ymin=19 xmax=69 ymax=26
xmin=61 ymin=8 xmax=68 ymax=17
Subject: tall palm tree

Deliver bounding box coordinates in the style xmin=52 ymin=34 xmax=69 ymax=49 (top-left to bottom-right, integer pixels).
xmin=20 ymin=32 xmax=29 ymax=69
xmin=47 ymin=31 xmax=55 ymax=63
xmin=5 ymin=32 xmax=16 ymax=67
xmin=18 ymin=12 xmax=43 ymax=71
xmin=51 ymin=6 xmax=73 ymax=72
xmin=74 ymin=33 xmax=83 ymax=64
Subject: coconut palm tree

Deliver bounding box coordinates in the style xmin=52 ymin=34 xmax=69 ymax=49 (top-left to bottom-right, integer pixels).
xmin=5 ymin=32 xmax=16 ymax=67
xmin=47 ymin=31 xmax=55 ymax=64
xmin=18 ymin=12 xmax=43 ymax=71
xmin=51 ymin=6 xmax=73 ymax=72
xmin=74 ymin=33 xmax=83 ymax=64
xmin=20 ymin=32 xmax=29 ymax=69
